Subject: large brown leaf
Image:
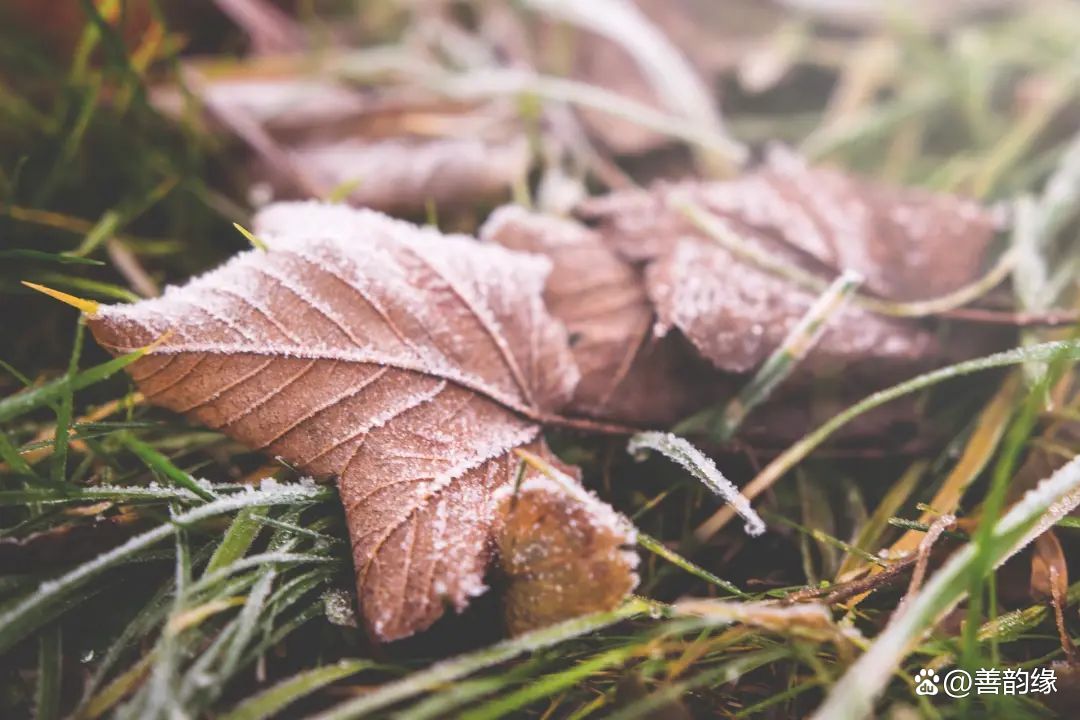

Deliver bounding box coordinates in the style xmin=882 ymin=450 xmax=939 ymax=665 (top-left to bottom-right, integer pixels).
xmin=87 ymin=202 xmax=581 ymax=641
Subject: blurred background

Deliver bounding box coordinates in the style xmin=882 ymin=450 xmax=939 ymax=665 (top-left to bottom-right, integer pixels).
xmin=3 ymin=0 xmax=1078 ymax=376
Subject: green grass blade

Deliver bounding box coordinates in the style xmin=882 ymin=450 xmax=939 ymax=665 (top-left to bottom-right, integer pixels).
xmin=637 ymin=533 xmax=746 ymax=597
xmin=119 ymin=432 xmax=216 ymax=502
xmin=0 ymin=431 xmax=37 ymax=478
xmin=605 ymin=646 xmax=790 ymax=720
xmin=460 ymin=644 xmax=638 ymax=720
xmin=205 ymin=507 xmax=270 ymax=575
xmin=0 ymin=249 xmax=104 ymax=265
xmin=50 ymin=319 xmax=85 ymax=484
xmin=220 ymin=659 xmax=375 ymax=720
xmin=396 ymin=676 xmax=515 ymax=720
xmin=962 ymin=369 xmax=1050 ymax=671
xmin=696 ymin=339 xmax=1080 ymax=541
xmin=186 ymin=553 xmax=337 ymax=598
xmin=34 ymin=625 xmax=63 ymax=720
xmin=0 ymin=485 xmax=202 ymax=506
xmin=0 ymin=345 xmax=153 ymax=423
xmin=312 ymin=598 xmax=655 ymax=720
xmin=810 ymin=452 xmax=1080 ymax=720
xmin=0 ymin=485 xmax=331 ymax=654
xmin=79 ymin=650 xmax=156 ymax=720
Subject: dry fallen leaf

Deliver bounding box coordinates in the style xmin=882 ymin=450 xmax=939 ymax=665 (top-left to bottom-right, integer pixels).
xmin=150 ymin=74 xmax=371 ymax=138
xmin=494 ymin=449 xmax=639 ymax=635
xmin=154 ymin=63 xmax=532 ymax=215
xmin=1031 ymin=531 xmax=1078 ymax=662
xmin=288 ymin=133 xmax=530 ymax=216
xmin=578 ymin=148 xmax=1002 ymax=375
xmin=1031 ymin=530 xmax=1069 ymax=601
xmin=645 ymin=235 xmax=937 ymax=374
xmin=476 ymin=203 xmax=932 ymax=440
xmin=579 ymin=147 xmax=1002 ymax=298
xmin=480 ymin=205 xmax=711 ymax=424
xmin=86 ymin=202 xmax=595 ymax=641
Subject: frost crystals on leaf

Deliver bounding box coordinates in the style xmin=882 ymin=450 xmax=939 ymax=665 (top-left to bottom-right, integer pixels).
xmin=86 ymin=202 xmax=585 ymax=641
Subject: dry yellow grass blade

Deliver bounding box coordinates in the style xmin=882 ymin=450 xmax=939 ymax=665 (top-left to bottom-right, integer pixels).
xmin=21 ymin=281 xmax=100 ymax=315
xmin=0 ymin=393 xmax=144 ymax=470
xmin=841 ymin=376 xmax=1018 ymax=609
xmin=835 ymin=460 xmax=926 ymax=581
xmin=888 ymin=374 xmax=1019 ymax=558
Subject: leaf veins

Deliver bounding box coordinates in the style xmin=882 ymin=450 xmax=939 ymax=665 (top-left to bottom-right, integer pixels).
xmin=87 ymin=202 xmax=581 ymax=641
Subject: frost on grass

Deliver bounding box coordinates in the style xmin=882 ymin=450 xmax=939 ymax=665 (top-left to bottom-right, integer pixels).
xmin=628 ymin=431 xmax=766 ymax=536
xmin=812 ymin=452 xmax=1080 ymax=720
xmin=0 ymin=485 xmax=330 ymax=654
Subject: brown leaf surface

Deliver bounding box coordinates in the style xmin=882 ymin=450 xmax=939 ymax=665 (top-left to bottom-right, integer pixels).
xmin=578 ymin=148 xmax=1001 ymax=374
xmin=579 ymin=148 xmax=1001 ymax=298
xmin=1031 ymin=530 xmax=1069 ymax=602
xmin=494 ymin=450 xmax=639 ymax=635
xmin=154 ymin=64 xmax=531 ymax=215
xmin=645 ymin=235 xmax=937 ymax=374
xmin=1031 ymin=531 xmax=1078 ymax=662
xmin=480 ymin=205 xmax=709 ymax=424
xmin=288 ymin=134 xmax=530 ymax=216
xmin=87 ymin=202 xmax=582 ymax=641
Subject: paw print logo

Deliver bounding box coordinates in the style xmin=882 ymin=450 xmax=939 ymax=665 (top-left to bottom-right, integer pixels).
xmin=915 ymin=668 xmax=940 ymax=696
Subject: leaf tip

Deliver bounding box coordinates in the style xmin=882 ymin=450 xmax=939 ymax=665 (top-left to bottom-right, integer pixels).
xmin=21 ymin=281 xmax=100 ymax=316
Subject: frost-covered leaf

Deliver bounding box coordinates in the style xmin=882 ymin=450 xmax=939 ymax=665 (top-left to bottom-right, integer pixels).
xmin=288 ymin=134 xmax=530 ymax=215
xmin=494 ymin=447 xmax=639 ymax=635
xmin=578 ymin=148 xmax=1001 ymax=374
xmin=579 ymin=147 xmax=1001 ymax=299
xmin=645 ymin=235 xmax=936 ymax=373
xmin=151 ymin=75 xmax=370 ymax=136
xmin=87 ymin=202 xmax=581 ymax=641
xmin=155 ymin=62 xmax=532 ymax=214
xmin=480 ymin=205 xmax=707 ymax=423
